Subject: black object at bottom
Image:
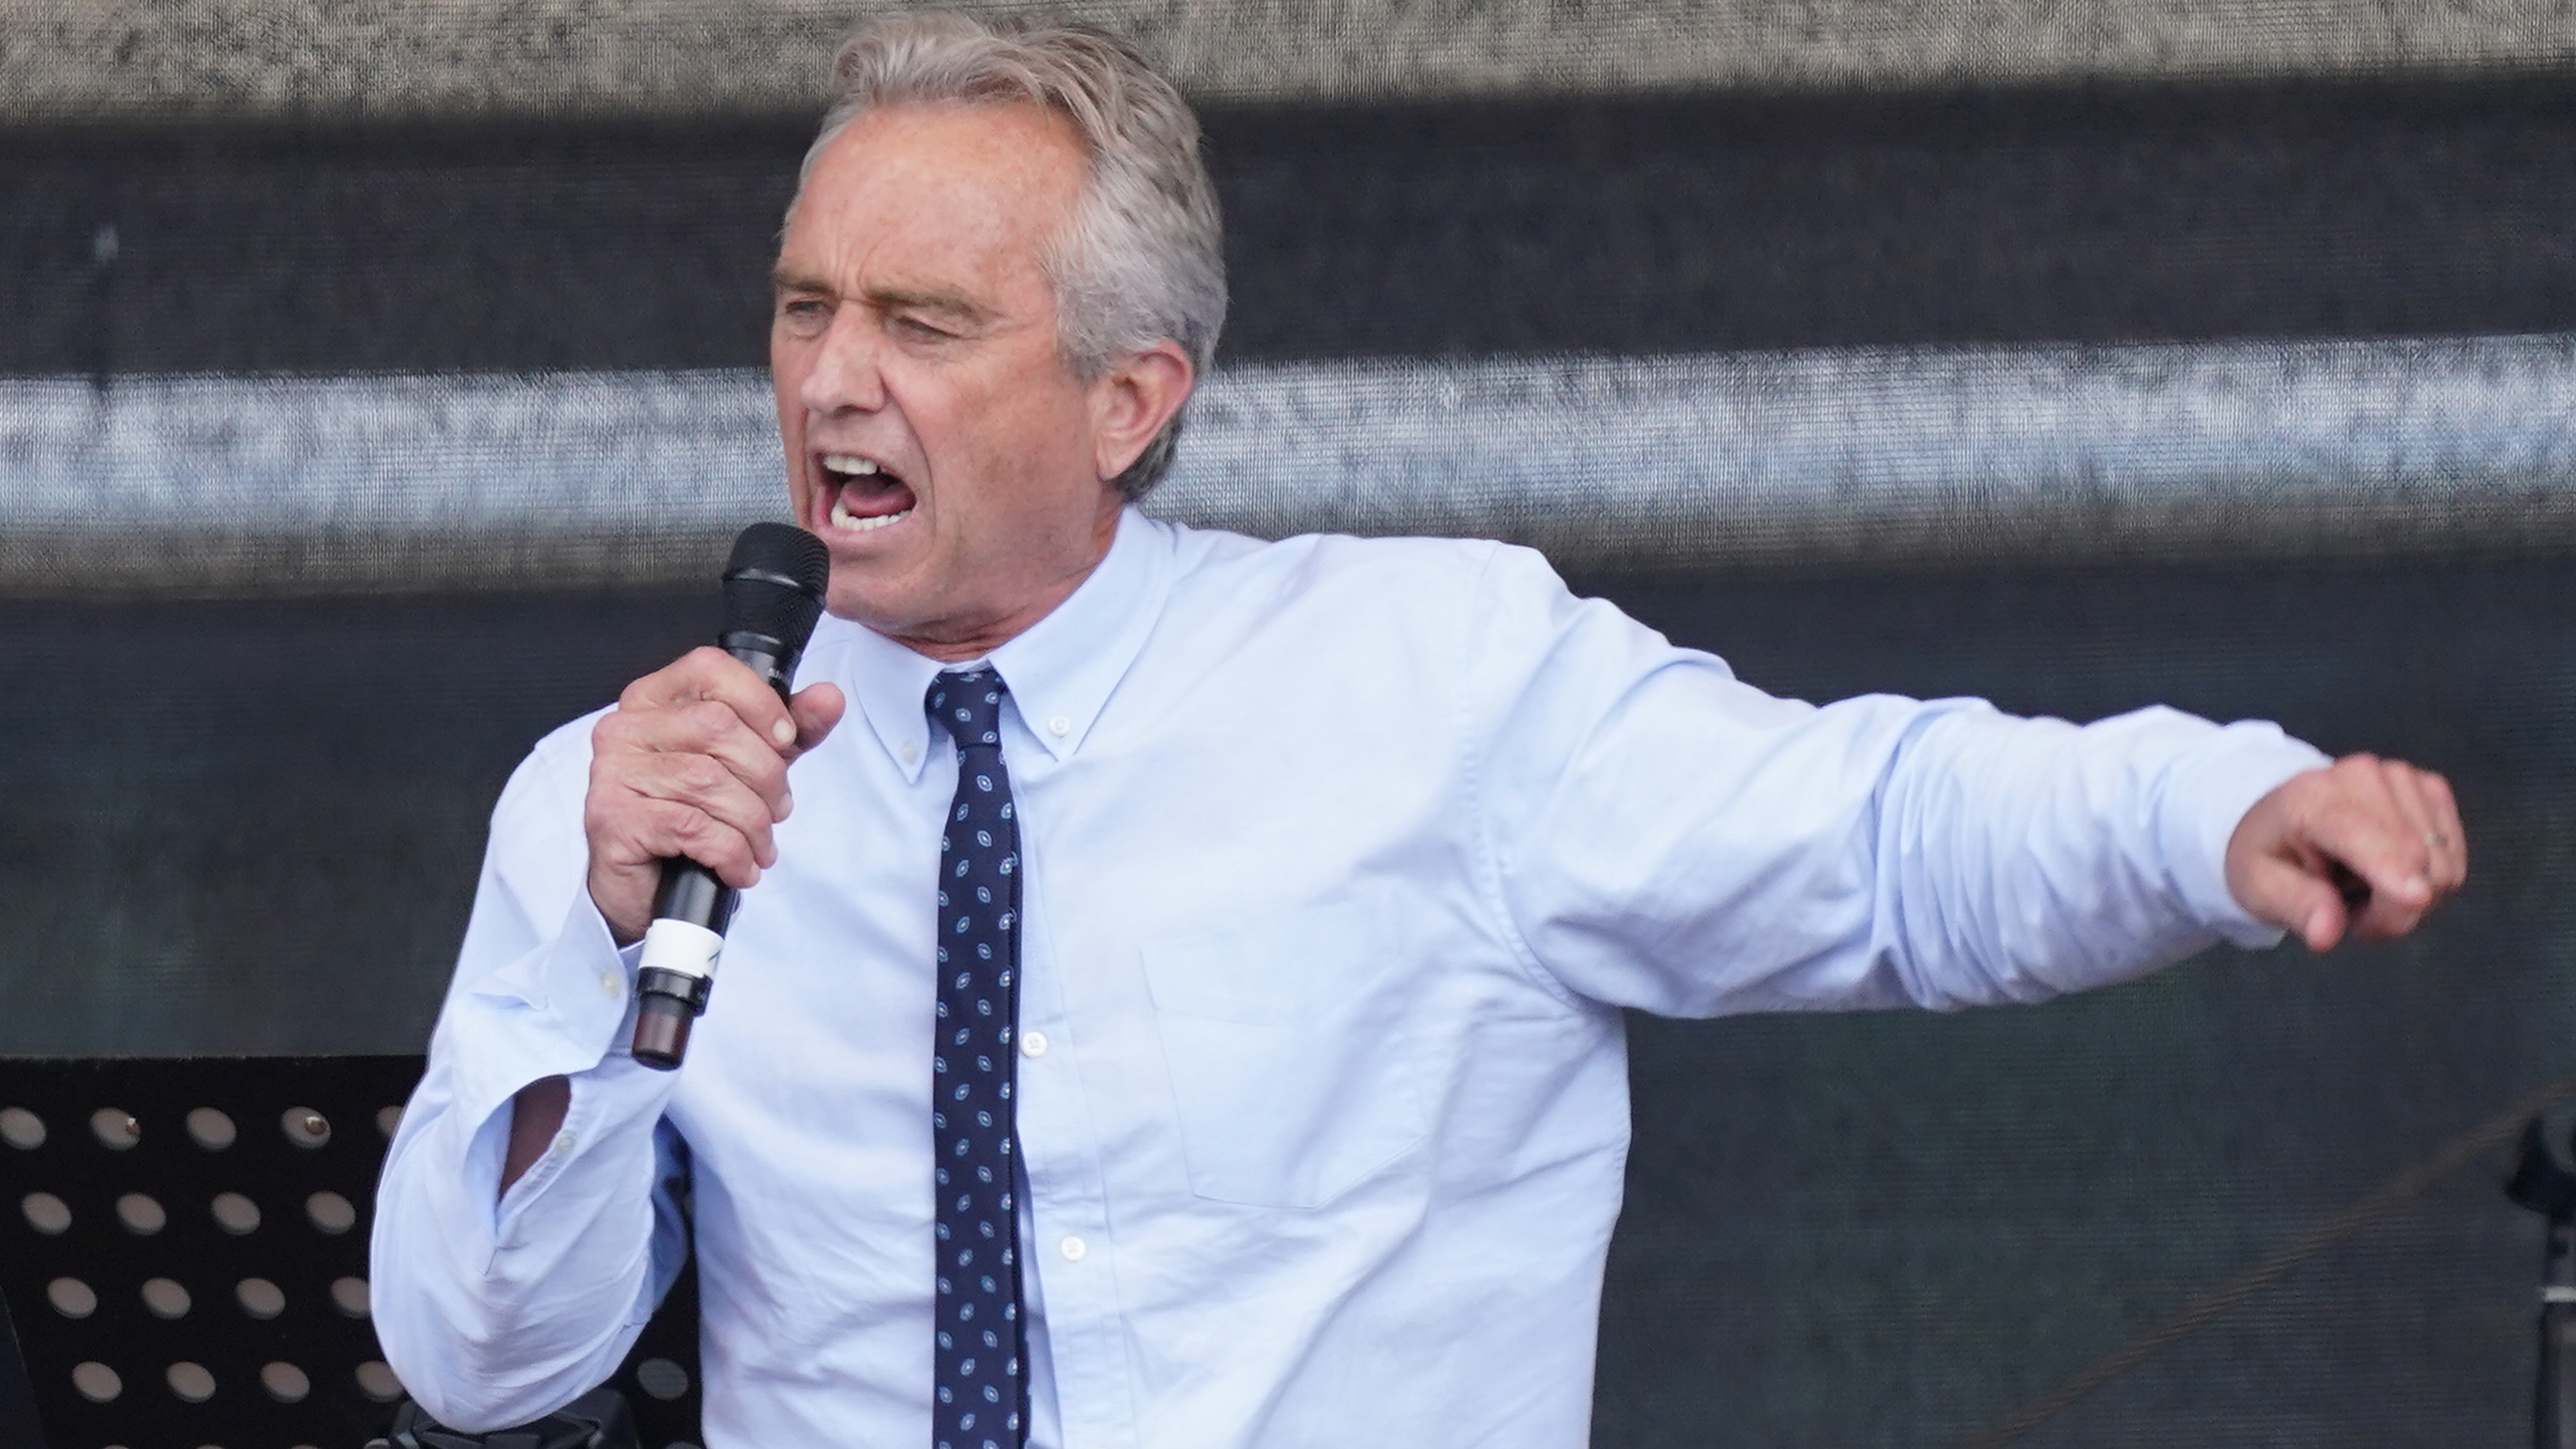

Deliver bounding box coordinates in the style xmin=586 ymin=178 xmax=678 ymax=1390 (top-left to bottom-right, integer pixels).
xmin=632 ymin=968 xmax=711 ymax=1072
xmin=634 ymin=966 xmax=712 ymax=1014
xmin=634 ymin=868 xmax=733 ymax=1071
xmin=2506 ymin=1118 xmax=2576 ymax=1449
xmin=0 ymin=1276 xmax=44 ymax=1449
xmin=2546 ymin=1305 xmax=2576 ymax=1449
xmin=374 ymin=1387 xmax=638 ymax=1449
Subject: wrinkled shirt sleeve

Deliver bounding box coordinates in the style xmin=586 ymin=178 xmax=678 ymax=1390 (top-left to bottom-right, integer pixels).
xmin=1465 ymin=546 xmax=2331 ymax=1016
xmin=370 ymin=717 xmax=692 ymax=1431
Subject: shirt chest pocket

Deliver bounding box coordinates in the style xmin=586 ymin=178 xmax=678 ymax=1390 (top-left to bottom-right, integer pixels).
xmin=1139 ymin=896 xmax=1429 ymax=1210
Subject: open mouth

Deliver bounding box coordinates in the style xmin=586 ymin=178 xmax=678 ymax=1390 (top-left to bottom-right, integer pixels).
xmin=818 ymin=454 xmax=917 ymax=534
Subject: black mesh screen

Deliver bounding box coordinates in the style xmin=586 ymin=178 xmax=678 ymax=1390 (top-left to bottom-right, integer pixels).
xmin=9 ymin=81 xmax=2576 ymax=378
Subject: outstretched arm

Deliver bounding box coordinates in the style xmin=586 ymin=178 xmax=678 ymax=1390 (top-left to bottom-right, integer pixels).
xmin=1464 ymin=543 xmax=2459 ymax=1017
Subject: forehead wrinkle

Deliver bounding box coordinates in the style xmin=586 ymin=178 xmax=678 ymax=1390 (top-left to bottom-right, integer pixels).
xmin=778 ymin=197 xmax=1034 ymax=321
xmin=793 ymin=106 xmax=1080 ymax=253
xmin=774 ymin=104 xmax=1083 ymax=363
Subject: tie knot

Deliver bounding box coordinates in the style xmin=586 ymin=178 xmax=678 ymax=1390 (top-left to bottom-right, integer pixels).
xmin=928 ymin=669 xmax=1009 ymax=753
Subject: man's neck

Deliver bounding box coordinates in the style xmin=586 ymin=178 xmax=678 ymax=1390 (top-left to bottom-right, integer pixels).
xmin=881 ymin=504 xmax=1125 ymax=662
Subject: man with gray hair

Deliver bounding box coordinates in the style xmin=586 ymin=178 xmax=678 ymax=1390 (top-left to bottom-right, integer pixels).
xmin=371 ymin=12 xmax=2465 ymax=1447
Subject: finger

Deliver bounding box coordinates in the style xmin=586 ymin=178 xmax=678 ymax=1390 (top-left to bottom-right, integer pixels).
xmin=2236 ymin=850 xmax=2350 ymax=951
xmin=786 ymin=682 xmax=848 ymax=757
xmin=2433 ymin=790 xmax=2466 ymax=888
xmin=622 ymin=646 xmax=800 ymax=751
xmin=620 ymin=797 xmax=766 ymax=888
xmin=2358 ymin=765 xmax=2442 ymax=938
xmin=619 ymin=753 xmax=780 ymax=867
xmin=669 ymin=698 xmax=796 ymax=816
xmin=2305 ymin=765 xmax=2435 ymax=914
xmin=585 ymin=787 xmax=767 ymax=885
xmin=2411 ymin=767 xmax=2468 ymax=892
xmin=606 ymin=698 xmax=794 ymax=821
xmin=2322 ymin=848 xmax=2427 ymax=940
xmin=2377 ymin=763 xmax=2462 ymax=904
xmin=2377 ymin=758 xmax=2438 ymax=852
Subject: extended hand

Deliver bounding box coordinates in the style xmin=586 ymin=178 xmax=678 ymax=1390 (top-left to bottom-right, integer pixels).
xmin=2225 ymin=753 xmax=2465 ymax=951
xmin=585 ymin=646 xmax=846 ymax=945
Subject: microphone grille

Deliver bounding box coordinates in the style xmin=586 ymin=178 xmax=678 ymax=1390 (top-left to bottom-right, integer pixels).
xmin=726 ymin=522 xmax=830 ymax=595
xmin=720 ymin=523 xmax=830 ymax=652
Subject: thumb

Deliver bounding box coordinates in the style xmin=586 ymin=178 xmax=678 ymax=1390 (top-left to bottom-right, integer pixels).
xmin=2235 ymin=850 xmax=2349 ymax=951
xmin=787 ymin=681 xmax=847 ymax=756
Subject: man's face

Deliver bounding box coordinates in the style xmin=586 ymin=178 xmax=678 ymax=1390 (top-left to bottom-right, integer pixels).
xmin=771 ymin=102 xmax=1128 ymax=651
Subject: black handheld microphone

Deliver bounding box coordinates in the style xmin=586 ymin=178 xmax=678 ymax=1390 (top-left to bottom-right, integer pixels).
xmin=631 ymin=522 xmax=831 ymax=1071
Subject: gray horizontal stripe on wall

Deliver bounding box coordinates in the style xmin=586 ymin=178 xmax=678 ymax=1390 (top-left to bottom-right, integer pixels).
xmin=7 ymin=334 xmax=2576 ymax=593
xmin=6 ymin=0 xmax=2576 ymax=121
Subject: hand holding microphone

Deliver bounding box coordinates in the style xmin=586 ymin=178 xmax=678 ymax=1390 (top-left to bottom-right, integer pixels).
xmin=583 ymin=525 xmax=839 ymax=1069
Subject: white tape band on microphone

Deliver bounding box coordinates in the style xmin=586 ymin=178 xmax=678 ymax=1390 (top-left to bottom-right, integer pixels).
xmin=638 ymin=917 xmax=726 ymax=983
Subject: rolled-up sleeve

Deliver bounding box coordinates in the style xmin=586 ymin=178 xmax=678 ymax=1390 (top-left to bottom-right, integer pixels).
xmin=370 ymin=717 xmax=692 ymax=1431
xmin=1465 ymin=546 xmax=2329 ymax=1017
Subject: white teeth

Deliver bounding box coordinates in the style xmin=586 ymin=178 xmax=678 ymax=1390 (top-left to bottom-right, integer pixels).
xmin=829 ymin=496 xmax=912 ymax=532
xmin=822 ymin=452 xmax=903 ymax=532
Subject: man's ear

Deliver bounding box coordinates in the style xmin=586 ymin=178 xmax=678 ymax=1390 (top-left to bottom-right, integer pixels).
xmin=1089 ymin=340 xmax=1196 ymax=483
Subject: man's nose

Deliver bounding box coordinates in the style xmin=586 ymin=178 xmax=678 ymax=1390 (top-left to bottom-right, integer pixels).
xmin=800 ymin=306 xmax=888 ymax=416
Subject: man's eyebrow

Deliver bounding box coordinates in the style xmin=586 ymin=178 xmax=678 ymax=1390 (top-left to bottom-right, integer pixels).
xmin=768 ymin=271 xmax=995 ymax=327
xmin=867 ymin=285 xmax=995 ymax=325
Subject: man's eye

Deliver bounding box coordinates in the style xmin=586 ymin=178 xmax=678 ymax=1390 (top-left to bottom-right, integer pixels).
xmin=779 ymin=298 xmax=830 ymax=328
xmin=894 ymin=315 xmax=957 ymax=342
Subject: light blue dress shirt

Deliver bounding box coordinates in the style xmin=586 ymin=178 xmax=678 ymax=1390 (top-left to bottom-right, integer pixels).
xmin=372 ymin=511 xmax=2326 ymax=1447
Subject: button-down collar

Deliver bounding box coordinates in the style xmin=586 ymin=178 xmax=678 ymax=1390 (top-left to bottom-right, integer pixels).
xmin=819 ymin=508 xmax=1173 ymax=781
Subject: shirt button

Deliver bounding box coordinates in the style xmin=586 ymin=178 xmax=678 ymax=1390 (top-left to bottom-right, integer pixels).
xmin=1021 ymin=1031 xmax=1048 ymax=1059
xmin=1047 ymin=716 xmax=1070 ymax=737
xmin=551 ymin=1131 xmax=576 ymax=1156
xmin=901 ymin=742 xmax=919 ymax=764
xmin=598 ymin=970 xmax=623 ymax=999
xmin=1059 ymin=1235 xmax=1087 ymax=1262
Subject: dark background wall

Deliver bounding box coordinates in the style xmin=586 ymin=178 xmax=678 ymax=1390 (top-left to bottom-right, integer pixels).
xmin=10 ymin=79 xmax=2576 ymax=375
xmin=5 ymin=3 xmax=2575 ymax=1443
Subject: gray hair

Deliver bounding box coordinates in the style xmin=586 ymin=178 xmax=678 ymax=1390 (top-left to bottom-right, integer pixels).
xmin=798 ymin=11 xmax=1228 ymax=498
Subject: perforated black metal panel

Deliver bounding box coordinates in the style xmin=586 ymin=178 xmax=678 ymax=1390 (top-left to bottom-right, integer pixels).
xmin=0 ymin=1057 xmax=704 ymax=1449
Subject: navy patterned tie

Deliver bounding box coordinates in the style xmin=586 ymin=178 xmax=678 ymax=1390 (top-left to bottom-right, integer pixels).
xmin=927 ymin=669 xmax=1025 ymax=1449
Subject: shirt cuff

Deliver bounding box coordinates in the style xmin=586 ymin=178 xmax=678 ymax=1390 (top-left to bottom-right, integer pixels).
xmin=442 ymin=890 xmax=671 ymax=1190
xmin=2157 ymin=721 xmax=2333 ymax=949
